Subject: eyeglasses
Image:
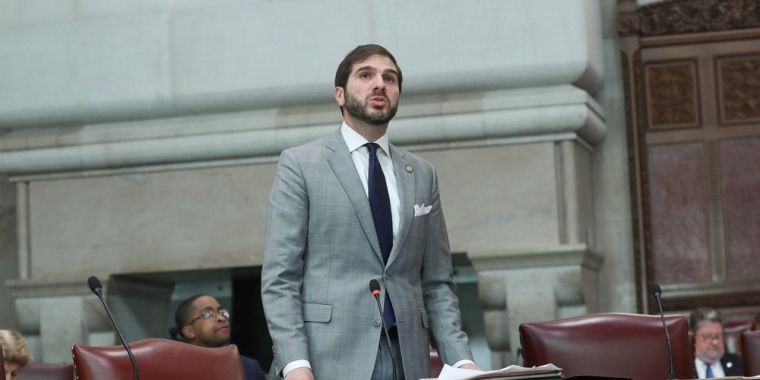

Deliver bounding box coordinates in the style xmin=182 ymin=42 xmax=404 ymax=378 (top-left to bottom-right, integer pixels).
xmin=185 ymin=308 xmax=230 ymax=326
xmin=697 ymin=333 xmax=723 ymax=341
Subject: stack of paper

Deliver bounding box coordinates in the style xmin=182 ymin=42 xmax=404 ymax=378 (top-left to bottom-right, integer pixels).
xmin=421 ymin=363 xmax=563 ymax=380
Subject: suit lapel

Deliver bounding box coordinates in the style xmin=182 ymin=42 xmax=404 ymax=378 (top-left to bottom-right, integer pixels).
xmin=325 ymin=129 xmax=384 ymax=262
xmin=388 ymin=143 xmax=414 ymax=266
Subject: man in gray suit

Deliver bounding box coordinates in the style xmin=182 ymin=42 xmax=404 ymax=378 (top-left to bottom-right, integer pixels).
xmin=261 ymin=44 xmax=480 ymax=380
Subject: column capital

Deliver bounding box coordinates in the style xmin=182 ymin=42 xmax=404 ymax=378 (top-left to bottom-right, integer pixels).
xmin=467 ymin=244 xmax=603 ymax=272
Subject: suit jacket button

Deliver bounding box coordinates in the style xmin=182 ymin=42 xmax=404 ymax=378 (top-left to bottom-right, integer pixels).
xmin=373 ymin=318 xmax=381 ymax=327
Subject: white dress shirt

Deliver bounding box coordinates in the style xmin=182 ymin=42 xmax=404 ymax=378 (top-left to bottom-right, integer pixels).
xmin=341 ymin=122 xmax=401 ymax=240
xmin=695 ymin=358 xmax=726 ymax=379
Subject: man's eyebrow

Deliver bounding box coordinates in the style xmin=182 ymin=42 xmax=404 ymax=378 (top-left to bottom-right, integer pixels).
xmin=355 ymin=66 xmax=398 ymax=76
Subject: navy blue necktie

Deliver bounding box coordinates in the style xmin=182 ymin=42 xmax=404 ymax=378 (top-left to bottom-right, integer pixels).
xmin=365 ymin=143 xmax=396 ymax=328
xmin=705 ymin=364 xmax=714 ymax=379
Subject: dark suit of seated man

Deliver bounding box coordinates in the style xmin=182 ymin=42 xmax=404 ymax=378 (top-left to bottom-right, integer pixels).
xmin=690 ymin=307 xmax=743 ymax=378
xmin=172 ymin=294 xmax=266 ymax=380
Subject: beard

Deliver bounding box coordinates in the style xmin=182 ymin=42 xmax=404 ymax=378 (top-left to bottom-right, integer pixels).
xmin=343 ymin=90 xmax=398 ymax=125
xmin=199 ymin=328 xmax=231 ymax=348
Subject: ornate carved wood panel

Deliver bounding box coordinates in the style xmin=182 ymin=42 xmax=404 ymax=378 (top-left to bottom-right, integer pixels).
xmin=620 ymin=0 xmax=760 ymax=313
xmin=717 ymin=55 xmax=760 ymax=124
xmin=645 ymin=61 xmax=700 ymax=129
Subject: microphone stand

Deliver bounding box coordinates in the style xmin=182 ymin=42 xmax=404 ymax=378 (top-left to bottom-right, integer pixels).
xmin=369 ymin=279 xmax=399 ymax=380
xmin=651 ymin=284 xmax=675 ymax=380
xmin=88 ymin=276 xmax=140 ymax=380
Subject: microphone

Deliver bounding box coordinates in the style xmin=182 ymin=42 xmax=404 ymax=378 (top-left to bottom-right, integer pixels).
xmin=650 ymin=283 xmax=675 ymax=380
xmin=88 ymin=276 xmax=140 ymax=380
xmin=369 ymin=279 xmax=399 ymax=380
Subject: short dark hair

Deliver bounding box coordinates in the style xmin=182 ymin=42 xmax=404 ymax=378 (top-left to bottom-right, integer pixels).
xmin=689 ymin=307 xmax=725 ymax=332
xmin=170 ymin=294 xmax=204 ymax=340
xmin=335 ymin=44 xmax=403 ymax=112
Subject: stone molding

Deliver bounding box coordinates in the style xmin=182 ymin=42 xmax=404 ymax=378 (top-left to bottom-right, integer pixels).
xmin=6 ymin=277 xmax=95 ymax=299
xmin=467 ymin=244 xmax=603 ymax=272
xmin=0 ymin=86 xmax=606 ymax=176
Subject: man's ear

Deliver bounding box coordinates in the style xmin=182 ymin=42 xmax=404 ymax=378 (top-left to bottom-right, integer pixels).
xmin=334 ymin=87 xmax=345 ymax=107
xmin=182 ymin=325 xmax=196 ymax=340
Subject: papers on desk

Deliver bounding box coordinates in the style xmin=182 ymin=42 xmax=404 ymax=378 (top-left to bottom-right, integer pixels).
xmin=422 ymin=363 xmax=563 ymax=380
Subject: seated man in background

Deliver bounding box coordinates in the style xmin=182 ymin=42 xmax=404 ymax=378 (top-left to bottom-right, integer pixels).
xmin=171 ymin=295 xmax=266 ymax=380
xmin=1 ymin=329 xmax=32 ymax=380
xmin=690 ymin=307 xmax=743 ymax=378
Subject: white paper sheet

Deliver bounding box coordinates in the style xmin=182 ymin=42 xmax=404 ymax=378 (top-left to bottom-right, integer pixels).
xmin=425 ymin=363 xmax=562 ymax=380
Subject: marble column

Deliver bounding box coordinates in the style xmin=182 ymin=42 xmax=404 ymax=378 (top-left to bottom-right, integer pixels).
xmin=7 ymin=275 xmax=172 ymax=363
xmin=469 ymin=244 xmax=602 ymax=368
xmin=8 ymin=279 xmax=110 ymax=363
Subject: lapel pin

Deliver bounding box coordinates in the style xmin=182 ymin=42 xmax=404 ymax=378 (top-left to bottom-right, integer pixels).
xmin=727 ymin=362 xmax=733 ymax=368
xmin=405 ymin=164 xmax=413 ymax=173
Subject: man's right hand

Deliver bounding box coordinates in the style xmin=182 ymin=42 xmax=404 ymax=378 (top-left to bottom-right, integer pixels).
xmin=284 ymin=367 xmax=314 ymax=380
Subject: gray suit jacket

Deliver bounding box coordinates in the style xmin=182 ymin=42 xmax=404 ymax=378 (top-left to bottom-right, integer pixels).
xmin=261 ymin=128 xmax=474 ymax=380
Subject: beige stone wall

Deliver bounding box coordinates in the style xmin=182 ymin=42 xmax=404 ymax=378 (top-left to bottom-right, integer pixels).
xmin=26 ymin=164 xmax=275 ymax=278
xmin=0 ymin=0 xmax=628 ymax=368
xmin=22 ymin=141 xmax=572 ymax=279
xmin=422 ymin=143 xmax=560 ymax=252
xmin=0 ymin=175 xmax=18 ymax=327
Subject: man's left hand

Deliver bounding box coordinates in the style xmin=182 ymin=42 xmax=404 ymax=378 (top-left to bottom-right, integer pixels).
xmin=459 ymin=363 xmax=483 ymax=371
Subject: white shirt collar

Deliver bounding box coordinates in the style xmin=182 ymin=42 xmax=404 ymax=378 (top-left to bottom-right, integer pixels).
xmin=340 ymin=122 xmax=390 ymax=156
xmin=695 ymin=358 xmax=717 ymax=368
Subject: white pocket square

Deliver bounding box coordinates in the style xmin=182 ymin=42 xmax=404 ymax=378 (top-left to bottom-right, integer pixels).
xmin=414 ymin=203 xmax=432 ymax=217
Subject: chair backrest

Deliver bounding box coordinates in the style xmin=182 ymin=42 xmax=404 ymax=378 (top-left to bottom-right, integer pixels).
xmin=743 ymin=330 xmax=760 ymax=377
xmin=725 ymin=320 xmax=756 ymax=355
xmin=71 ymin=338 xmax=246 ymax=380
xmin=520 ymin=313 xmax=694 ymax=380
xmin=430 ymin=350 xmax=443 ymax=378
xmin=18 ymin=363 xmax=74 ymax=380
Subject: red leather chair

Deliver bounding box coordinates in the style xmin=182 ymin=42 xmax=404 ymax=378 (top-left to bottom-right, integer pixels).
xmin=18 ymin=363 xmax=74 ymax=380
xmin=724 ymin=320 xmax=756 ymax=355
xmin=743 ymin=330 xmax=760 ymax=376
xmin=430 ymin=350 xmax=444 ymax=378
xmin=71 ymin=338 xmax=246 ymax=380
xmin=520 ymin=313 xmax=694 ymax=380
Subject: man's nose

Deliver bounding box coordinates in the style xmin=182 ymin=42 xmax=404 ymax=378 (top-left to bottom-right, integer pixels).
xmin=372 ymin=75 xmax=386 ymax=90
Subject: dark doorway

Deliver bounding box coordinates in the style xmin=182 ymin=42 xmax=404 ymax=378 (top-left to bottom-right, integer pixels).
xmin=231 ymin=267 xmax=273 ymax=372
